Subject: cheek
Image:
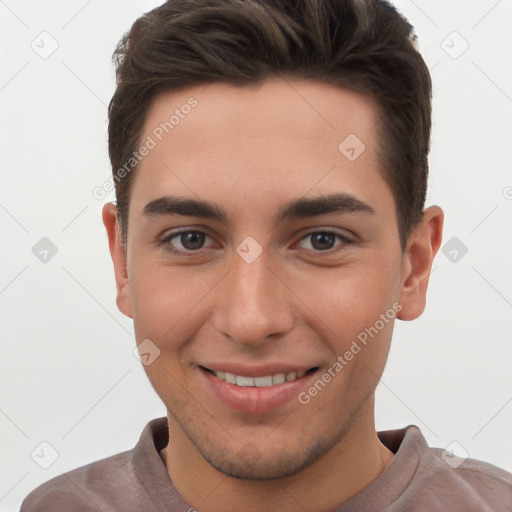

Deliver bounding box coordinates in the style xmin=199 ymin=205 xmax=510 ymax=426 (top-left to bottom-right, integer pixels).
xmin=293 ymin=260 xmax=399 ymax=333
xmin=129 ymin=263 xmax=219 ymax=347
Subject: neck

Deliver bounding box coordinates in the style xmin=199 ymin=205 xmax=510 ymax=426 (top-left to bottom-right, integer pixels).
xmin=160 ymin=398 xmax=393 ymax=512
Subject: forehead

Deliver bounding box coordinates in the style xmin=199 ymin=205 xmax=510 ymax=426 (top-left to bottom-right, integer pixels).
xmin=143 ymin=78 xmax=380 ymax=149
xmin=130 ymin=79 xmax=392 ymax=218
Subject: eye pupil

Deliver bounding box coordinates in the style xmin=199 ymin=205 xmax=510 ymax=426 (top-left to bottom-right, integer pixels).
xmin=181 ymin=231 xmax=205 ymax=250
xmin=311 ymin=233 xmax=335 ymax=251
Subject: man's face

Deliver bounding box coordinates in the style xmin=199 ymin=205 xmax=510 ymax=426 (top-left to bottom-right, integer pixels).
xmin=113 ymin=79 xmax=412 ymax=478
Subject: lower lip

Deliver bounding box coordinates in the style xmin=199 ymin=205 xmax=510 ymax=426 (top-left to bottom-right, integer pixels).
xmin=199 ymin=367 xmax=317 ymax=414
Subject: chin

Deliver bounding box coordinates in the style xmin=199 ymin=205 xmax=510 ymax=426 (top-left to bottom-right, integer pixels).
xmin=195 ymin=434 xmax=334 ymax=481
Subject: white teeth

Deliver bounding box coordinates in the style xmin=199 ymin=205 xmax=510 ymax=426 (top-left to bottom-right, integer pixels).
xmin=236 ymin=375 xmax=254 ymax=387
xmin=254 ymin=375 xmax=273 ymax=387
xmin=211 ymin=369 xmax=308 ymax=387
xmin=224 ymin=372 xmax=236 ymax=384
xmin=272 ymin=373 xmax=286 ymax=385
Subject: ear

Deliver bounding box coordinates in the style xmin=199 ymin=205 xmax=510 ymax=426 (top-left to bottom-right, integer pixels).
xmin=397 ymin=206 xmax=444 ymax=321
xmin=102 ymin=202 xmax=133 ymax=319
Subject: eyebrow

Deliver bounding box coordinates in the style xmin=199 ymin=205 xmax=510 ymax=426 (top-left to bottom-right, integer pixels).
xmin=142 ymin=193 xmax=376 ymax=224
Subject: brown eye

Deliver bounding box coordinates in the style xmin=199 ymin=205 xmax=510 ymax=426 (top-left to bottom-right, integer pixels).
xmin=161 ymin=230 xmax=215 ymax=254
xmin=178 ymin=231 xmax=206 ymax=250
xmin=297 ymin=231 xmax=352 ymax=253
xmin=310 ymin=232 xmax=336 ymax=251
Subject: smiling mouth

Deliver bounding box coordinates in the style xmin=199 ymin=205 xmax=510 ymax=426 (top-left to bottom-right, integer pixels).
xmin=201 ymin=367 xmax=319 ymax=388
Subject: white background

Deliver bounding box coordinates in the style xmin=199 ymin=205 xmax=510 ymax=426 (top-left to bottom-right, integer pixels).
xmin=1 ymin=0 xmax=511 ymax=510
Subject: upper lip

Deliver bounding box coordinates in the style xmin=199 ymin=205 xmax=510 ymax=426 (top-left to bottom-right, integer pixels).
xmin=199 ymin=363 xmax=318 ymax=377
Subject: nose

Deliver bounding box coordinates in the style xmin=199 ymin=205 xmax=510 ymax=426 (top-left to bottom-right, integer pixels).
xmin=213 ymin=247 xmax=295 ymax=347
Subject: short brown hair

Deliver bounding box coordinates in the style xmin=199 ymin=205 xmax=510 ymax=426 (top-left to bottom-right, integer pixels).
xmin=108 ymin=0 xmax=432 ymax=250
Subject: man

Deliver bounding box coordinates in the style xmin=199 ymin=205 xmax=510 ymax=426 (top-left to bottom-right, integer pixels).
xmin=21 ymin=0 xmax=512 ymax=510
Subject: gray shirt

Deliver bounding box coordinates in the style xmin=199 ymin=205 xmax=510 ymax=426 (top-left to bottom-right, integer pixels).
xmin=20 ymin=417 xmax=512 ymax=511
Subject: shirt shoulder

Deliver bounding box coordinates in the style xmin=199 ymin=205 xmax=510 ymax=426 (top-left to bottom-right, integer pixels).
xmin=381 ymin=426 xmax=512 ymax=511
xmin=20 ymin=448 xmax=156 ymax=512
xmin=20 ymin=417 xmax=182 ymax=512
xmin=412 ymin=447 xmax=512 ymax=511
xmin=338 ymin=425 xmax=512 ymax=512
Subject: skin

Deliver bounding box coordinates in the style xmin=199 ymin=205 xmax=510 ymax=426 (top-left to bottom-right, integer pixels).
xmin=103 ymin=79 xmax=443 ymax=511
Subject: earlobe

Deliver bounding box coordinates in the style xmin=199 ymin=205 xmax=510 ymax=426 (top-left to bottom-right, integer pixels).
xmin=397 ymin=206 xmax=444 ymax=321
xmin=102 ymin=202 xmax=134 ymax=319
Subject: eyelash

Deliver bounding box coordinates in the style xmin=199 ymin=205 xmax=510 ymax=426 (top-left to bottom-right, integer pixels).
xmin=157 ymin=228 xmax=354 ymax=257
